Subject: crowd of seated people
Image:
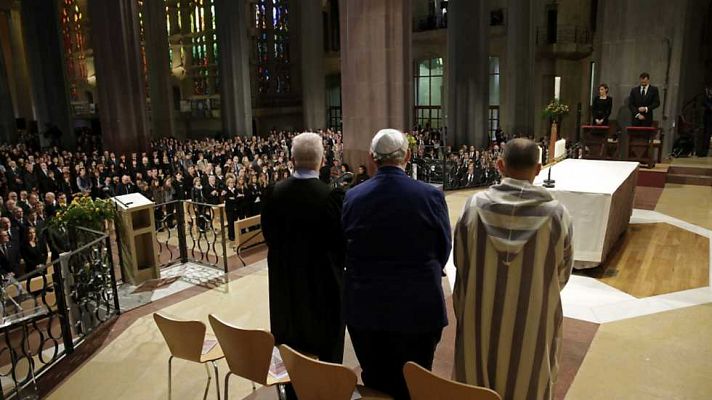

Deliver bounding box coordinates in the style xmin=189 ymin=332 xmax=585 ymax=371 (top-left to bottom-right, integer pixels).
xmin=0 ymin=128 xmax=344 ymax=278
xmin=409 ymin=127 xmax=505 ymax=189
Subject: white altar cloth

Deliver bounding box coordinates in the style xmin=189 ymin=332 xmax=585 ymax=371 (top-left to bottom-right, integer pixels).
xmin=534 ymin=159 xmax=639 ymax=268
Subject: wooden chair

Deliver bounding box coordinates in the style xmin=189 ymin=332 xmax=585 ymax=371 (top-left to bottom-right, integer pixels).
xmin=278 ymin=345 xmax=392 ymax=400
xmin=403 ymin=362 xmax=501 ymax=400
xmin=208 ymin=314 xmax=289 ymax=399
xmin=153 ymin=313 xmax=224 ymax=400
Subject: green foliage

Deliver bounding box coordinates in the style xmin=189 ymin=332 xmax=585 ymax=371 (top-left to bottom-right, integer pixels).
xmin=541 ymin=99 xmax=570 ymax=120
xmin=46 ymin=195 xmax=116 ymax=232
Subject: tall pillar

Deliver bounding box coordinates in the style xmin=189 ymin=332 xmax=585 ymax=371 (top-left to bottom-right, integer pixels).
xmin=144 ymin=0 xmax=175 ymax=138
xmin=447 ymin=0 xmax=489 ymax=147
xmin=0 ymin=10 xmax=15 ymax=143
xmin=340 ymin=0 xmax=412 ymax=170
xmin=505 ymin=0 xmax=535 ymax=135
xmin=21 ymin=0 xmax=73 ymax=147
xmin=6 ymin=6 xmax=33 ymax=121
xmin=216 ymin=0 xmax=253 ymax=136
xmin=300 ymin=0 xmax=327 ymax=130
xmin=88 ymin=0 xmax=150 ymax=153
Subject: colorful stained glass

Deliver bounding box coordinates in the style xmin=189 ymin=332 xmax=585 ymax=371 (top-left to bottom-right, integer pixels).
xmin=254 ymin=0 xmax=290 ymax=95
xmin=60 ymin=0 xmax=89 ymax=101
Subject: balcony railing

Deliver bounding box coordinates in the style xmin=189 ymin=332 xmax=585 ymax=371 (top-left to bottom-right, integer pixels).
xmin=536 ymin=25 xmax=593 ymax=46
xmin=536 ymin=25 xmax=593 ymax=59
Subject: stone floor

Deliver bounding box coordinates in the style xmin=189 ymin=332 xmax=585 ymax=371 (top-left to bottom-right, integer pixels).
xmin=39 ymin=165 xmax=712 ymax=400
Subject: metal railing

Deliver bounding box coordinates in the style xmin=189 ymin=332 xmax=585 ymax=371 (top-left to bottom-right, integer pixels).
xmin=0 ymin=227 xmax=119 ymax=399
xmin=154 ymin=200 xmax=230 ymax=274
xmin=536 ymin=25 xmax=592 ymax=45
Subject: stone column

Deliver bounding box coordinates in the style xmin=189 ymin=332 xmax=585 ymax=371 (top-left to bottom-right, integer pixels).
xmin=21 ymin=0 xmax=73 ymax=147
xmin=0 ymin=10 xmax=15 ymax=143
xmin=505 ymin=0 xmax=535 ymax=135
xmin=216 ymin=0 xmax=253 ymax=136
xmin=143 ymin=0 xmax=175 ymax=138
xmin=88 ymin=0 xmax=150 ymax=154
xmin=447 ymin=0 xmax=490 ymax=147
xmin=300 ymin=0 xmax=327 ymax=130
xmin=6 ymin=6 xmax=33 ymax=122
xmin=340 ymin=0 xmax=412 ymax=170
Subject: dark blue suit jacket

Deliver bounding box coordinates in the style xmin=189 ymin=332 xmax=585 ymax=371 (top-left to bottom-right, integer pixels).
xmin=342 ymin=166 xmax=451 ymax=333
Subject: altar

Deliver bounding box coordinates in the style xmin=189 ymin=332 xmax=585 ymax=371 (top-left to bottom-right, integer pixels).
xmin=534 ymin=159 xmax=639 ymax=269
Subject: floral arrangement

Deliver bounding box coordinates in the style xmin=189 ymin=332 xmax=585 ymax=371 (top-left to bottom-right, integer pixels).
xmin=47 ymin=195 xmax=116 ymax=233
xmin=406 ymin=132 xmax=417 ymax=149
xmin=542 ymin=99 xmax=570 ymax=120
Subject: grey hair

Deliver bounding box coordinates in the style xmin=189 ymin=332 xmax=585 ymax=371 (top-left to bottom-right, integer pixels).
xmin=373 ymin=148 xmax=408 ymax=164
xmin=291 ymin=132 xmax=324 ymax=169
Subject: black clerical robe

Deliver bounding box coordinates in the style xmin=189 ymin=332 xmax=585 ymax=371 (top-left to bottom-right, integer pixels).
xmin=261 ymin=177 xmax=346 ymax=363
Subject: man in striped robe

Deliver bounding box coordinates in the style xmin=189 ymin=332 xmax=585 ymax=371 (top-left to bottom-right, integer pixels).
xmin=453 ymin=138 xmax=574 ymax=400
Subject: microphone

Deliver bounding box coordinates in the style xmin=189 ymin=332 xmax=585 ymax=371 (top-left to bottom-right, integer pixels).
xmin=543 ymin=166 xmax=555 ymax=188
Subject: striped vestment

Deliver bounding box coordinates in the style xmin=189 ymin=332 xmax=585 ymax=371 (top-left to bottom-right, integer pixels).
xmin=453 ymin=178 xmax=574 ymax=400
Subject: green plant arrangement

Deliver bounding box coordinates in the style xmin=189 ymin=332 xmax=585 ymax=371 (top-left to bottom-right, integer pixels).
xmin=541 ymin=99 xmax=570 ymax=121
xmin=406 ymin=132 xmax=417 ymax=149
xmin=47 ymin=195 xmax=116 ymax=233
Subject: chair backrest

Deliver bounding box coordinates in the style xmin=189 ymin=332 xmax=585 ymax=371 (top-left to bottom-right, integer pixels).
xmin=208 ymin=314 xmax=274 ymax=385
xmin=278 ymin=345 xmax=356 ymax=400
xmin=403 ymin=362 xmax=501 ymax=400
xmin=153 ymin=313 xmax=206 ymax=363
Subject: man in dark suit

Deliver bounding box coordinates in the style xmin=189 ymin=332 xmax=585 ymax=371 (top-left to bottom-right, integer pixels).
xmin=116 ymin=175 xmax=136 ymax=196
xmin=628 ymin=72 xmax=661 ymax=127
xmin=0 ymin=229 xmax=20 ymax=276
xmin=261 ymin=132 xmax=346 ymax=400
xmin=342 ymin=129 xmax=451 ymax=400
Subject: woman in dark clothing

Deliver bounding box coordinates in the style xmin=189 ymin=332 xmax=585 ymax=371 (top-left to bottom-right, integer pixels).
xmin=236 ymin=177 xmax=248 ymax=220
xmin=224 ymin=178 xmax=240 ymax=241
xmin=351 ymin=165 xmax=370 ymax=188
xmin=591 ymin=83 xmax=613 ymax=126
xmin=248 ymin=175 xmax=262 ymax=216
xmin=191 ymin=177 xmax=208 ymax=231
xmin=21 ymin=227 xmax=47 ymax=274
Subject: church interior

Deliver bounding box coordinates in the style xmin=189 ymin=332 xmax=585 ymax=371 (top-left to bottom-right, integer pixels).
xmin=0 ymin=0 xmax=711 ymax=399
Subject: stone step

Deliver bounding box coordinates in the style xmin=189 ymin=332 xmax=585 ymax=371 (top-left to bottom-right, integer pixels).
xmin=668 ymin=166 xmax=712 ymax=176
xmin=667 ymin=173 xmax=712 ymax=186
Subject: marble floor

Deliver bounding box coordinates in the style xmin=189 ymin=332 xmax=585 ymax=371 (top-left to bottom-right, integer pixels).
xmin=41 ymin=171 xmax=712 ymax=400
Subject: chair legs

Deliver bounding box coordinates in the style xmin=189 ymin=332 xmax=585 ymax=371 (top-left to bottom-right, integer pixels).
xmin=203 ymin=363 xmax=212 ymax=400
xmin=211 ymin=361 xmax=221 ymax=400
xmin=167 ymin=356 xmax=221 ymax=400
xmin=168 ymin=356 xmax=173 ymax=400
xmin=224 ymin=372 xmax=231 ymax=400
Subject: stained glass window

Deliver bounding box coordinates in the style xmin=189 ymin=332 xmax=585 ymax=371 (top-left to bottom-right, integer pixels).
xmin=60 ymin=0 xmax=88 ymax=101
xmin=136 ymin=0 xmax=150 ymax=99
xmin=253 ymin=0 xmax=291 ymax=95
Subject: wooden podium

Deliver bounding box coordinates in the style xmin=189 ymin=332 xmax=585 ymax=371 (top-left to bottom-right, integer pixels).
xmin=112 ymin=193 xmax=160 ymax=285
xmin=625 ymin=126 xmax=657 ymax=168
xmin=581 ymin=125 xmax=610 ymax=159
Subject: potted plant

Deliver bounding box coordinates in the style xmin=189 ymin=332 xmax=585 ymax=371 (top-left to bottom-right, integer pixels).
xmin=46 ymin=195 xmax=117 ymax=249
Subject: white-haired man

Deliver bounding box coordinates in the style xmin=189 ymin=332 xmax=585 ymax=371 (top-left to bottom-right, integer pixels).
xmin=261 ymin=132 xmax=346 ymax=399
xmin=342 ymin=129 xmax=451 ymax=400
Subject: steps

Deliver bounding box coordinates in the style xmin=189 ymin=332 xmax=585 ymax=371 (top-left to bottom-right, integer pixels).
xmin=667 ymin=166 xmax=712 ymax=186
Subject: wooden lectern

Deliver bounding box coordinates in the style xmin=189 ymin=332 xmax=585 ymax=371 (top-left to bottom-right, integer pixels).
xmin=112 ymin=193 xmax=160 ymax=285
xmin=581 ymin=125 xmax=610 ymax=159
xmin=625 ymin=126 xmax=657 ymax=168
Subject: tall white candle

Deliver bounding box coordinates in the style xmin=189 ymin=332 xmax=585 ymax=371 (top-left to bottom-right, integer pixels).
xmin=554 ymin=76 xmax=561 ymax=100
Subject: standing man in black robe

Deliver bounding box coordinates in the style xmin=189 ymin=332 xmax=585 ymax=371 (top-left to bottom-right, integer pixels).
xmin=262 ymin=132 xmax=346 ymax=399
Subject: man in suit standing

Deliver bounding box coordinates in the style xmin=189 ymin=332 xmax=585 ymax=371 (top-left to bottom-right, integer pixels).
xmin=342 ymin=129 xmax=451 ymax=400
xmin=629 ymin=72 xmax=661 ymax=127
xmin=261 ymin=132 xmax=346 ymax=400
